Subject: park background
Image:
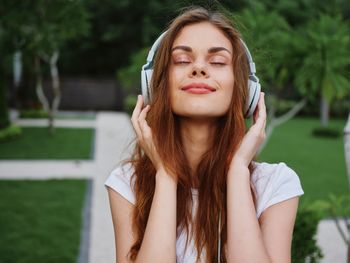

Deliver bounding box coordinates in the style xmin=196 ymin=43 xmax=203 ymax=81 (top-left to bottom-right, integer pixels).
xmin=0 ymin=0 xmax=350 ymax=262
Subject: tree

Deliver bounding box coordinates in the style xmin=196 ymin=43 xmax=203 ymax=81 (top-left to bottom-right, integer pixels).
xmin=236 ymin=3 xmax=307 ymax=153
xmin=30 ymin=0 xmax=90 ymax=134
xmin=0 ymin=60 xmax=10 ymax=130
xmin=0 ymin=0 xmax=35 ymax=108
xmin=0 ymin=0 xmax=90 ymax=134
xmin=295 ymin=14 xmax=350 ymax=127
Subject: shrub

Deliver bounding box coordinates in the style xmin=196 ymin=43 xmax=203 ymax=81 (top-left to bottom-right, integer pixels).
xmin=0 ymin=124 xmax=22 ymax=142
xmin=123 ymin=94 xmax=137 ymax=116
xmin=292 ymin=205 xmax=324 ymax=263
xmin=312 ymin=126 xmax=341 ymax=138
xmin=19 ymin=109 xmax=48 ymax=119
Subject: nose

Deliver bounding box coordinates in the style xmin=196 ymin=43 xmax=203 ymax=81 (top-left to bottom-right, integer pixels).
xmin=191 ymin=62 xmax=208 ymax=77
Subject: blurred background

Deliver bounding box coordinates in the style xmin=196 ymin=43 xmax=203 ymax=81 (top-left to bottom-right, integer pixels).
xmin=0 ymin=0 xmax=350 ymax=262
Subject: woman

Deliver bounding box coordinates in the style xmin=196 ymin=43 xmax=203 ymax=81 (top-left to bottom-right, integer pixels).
xmin=105 ymin=6 xmax=304 ymax=263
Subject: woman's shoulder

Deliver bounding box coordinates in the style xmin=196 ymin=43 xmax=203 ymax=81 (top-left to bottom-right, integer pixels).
xmin=251 ymin=160 xmax=302 ymax=186
xmin=104 ymin=162 xmax=136 ymax=205
xmin=251 ymin=161 xmax=304 ymax=218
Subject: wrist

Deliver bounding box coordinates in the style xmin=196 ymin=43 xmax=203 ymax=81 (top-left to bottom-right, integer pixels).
xmin=229 ymin=157 xmax=249 ymax=171
xmin=156 ymin=167 xmax=178 ymax=187
xmin=228 ymin=162 xmax=250 ymax=181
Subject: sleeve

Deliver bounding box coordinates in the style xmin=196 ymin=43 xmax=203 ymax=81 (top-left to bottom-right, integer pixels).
xmin=104 ymin=164 xmax=136 ymax=205
xmin=264 ymin=162 xmax=304 ymax=210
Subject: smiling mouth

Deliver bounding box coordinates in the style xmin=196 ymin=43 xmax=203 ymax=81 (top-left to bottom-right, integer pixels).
xmin=181 ymin=83 xmax=216 ymax=94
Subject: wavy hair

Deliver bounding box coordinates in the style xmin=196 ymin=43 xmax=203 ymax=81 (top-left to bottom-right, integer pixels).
xmin=128 ymin=6 xmax=257 ymax=263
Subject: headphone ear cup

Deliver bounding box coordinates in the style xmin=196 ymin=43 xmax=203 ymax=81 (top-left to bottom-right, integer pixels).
xmin=245 ymin=79 xmax=261 ymax=118
xmin=141 ymin=68 xmax=153 ymax=104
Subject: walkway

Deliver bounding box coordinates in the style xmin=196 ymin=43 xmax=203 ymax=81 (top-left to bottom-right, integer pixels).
xmin=0 ymin=111 xmax=346 ymax=263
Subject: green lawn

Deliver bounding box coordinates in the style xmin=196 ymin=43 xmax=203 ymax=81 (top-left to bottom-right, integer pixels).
xmin=0 ymin=127 xmax=94 ymax=159
xmin=0 ymin=179 xmax=87 ymax=263
xmin=258 ymin=117 xmax=349 ymax=205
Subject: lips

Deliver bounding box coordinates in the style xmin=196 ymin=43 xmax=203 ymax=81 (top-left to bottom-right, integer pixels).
xmin=181 ymin=83 xmax=216 ymax=94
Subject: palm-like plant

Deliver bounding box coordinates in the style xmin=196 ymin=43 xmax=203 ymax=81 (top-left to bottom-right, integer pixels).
xmin=295 ymin=14 xmax=350 ymax=127
xmin=236 ymin=3 xmax=307 ymax=153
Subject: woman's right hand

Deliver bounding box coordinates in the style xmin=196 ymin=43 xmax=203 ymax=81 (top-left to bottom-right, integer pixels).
xmin=131 ymin=95 xmax=164 ymax=172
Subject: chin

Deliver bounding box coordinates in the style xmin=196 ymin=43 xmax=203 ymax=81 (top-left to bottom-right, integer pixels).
xmin=172 ymin=106 xmax=229 ymax=119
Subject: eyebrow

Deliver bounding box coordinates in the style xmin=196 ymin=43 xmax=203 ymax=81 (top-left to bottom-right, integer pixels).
xmin=171 ymin=45 xmax=232 ymax=54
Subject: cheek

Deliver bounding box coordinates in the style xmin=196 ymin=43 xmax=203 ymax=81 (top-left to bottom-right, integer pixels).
xmin=219 ymin=69 xmax=234 ymax=95
xmin=168 ymin=66 xmax=184 ymax=103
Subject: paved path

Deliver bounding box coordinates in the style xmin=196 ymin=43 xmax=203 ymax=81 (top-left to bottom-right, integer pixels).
xmin=0 ymin=111 xmax=347 ymax=263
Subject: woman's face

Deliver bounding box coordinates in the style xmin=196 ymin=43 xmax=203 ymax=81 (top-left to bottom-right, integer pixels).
xmin=169 ymin=22 xmax=234 ymax=119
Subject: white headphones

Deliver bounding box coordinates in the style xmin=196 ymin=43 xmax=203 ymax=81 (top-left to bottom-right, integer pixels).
xmin=141 ymin=30 xmax=261 ymax=118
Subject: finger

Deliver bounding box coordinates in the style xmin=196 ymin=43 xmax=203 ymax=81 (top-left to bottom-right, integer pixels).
xmin=252 ymin=92 xmax=263 ymax=123
xmin=257 ymin=93 xmax=266 ymax=121
xmin=131 ymin=95 xmax=144 ymax=137
xmin=131 ymin=95 xmax=144 ymax=121
xmin=259 ymin=93 xmax=267 ymax=133
xmin=253 ymin=93 xmax=266 ymax=131
xmin=138 ymin=105 xmax=152 ymax=138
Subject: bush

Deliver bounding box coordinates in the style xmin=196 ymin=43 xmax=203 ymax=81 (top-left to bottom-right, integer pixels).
xmin=117 ymin=47 xmax=149 ymax=92
xmin=0 ymin=124 xmax=22 ymax=142
xmin=123 ymin=94 xmax=137 ymax=116
xmin=312 ymin=126 xmax=341 ymax=138
xmin=292 ymin=205 xmax=323 ymax=263
xmin=19 ymin=109 xmax=48 ymax=119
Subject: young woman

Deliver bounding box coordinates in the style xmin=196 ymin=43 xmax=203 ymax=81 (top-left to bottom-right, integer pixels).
xmin=105 ymin=6 xmax=304 ymax=263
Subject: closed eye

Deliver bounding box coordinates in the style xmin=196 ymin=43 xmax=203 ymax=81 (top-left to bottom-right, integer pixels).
xmin=211 ymin=62 xmax=226 ymax=65
xmin=175 ymin=61 xmax=190 ymax=64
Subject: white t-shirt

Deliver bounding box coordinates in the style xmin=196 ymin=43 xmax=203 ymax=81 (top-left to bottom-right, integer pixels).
xmin=105 ymin=161 xmax=304 ymax=262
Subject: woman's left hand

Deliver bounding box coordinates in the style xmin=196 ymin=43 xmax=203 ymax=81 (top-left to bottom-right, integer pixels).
xmin=230 ymin=92 xmax=267 ymax=169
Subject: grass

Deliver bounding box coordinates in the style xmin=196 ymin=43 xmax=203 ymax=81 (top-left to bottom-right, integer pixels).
xmin=0 ymin=127 xmax=94 ymax=160
xmin=0 ymin=179 xmax=87 ymax=263
xmin=258 ymin=117 xmax=350 ymax=206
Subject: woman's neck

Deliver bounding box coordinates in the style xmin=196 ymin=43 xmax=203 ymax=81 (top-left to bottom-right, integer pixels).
xmin=179 ymin=118 xmax=217 ymax=187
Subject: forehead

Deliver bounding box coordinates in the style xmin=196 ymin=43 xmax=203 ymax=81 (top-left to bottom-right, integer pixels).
xmin=172 ymin=22 xmax=232 ymax=52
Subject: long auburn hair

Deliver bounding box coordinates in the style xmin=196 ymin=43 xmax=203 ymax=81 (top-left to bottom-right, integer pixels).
xmin=128 ymin=6 xmax=257 ymax=263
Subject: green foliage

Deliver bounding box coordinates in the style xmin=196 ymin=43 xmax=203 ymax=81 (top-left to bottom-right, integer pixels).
xmin=0 ymin=61 xmax=9 ymax=129
xmin=292 ymin=205 xmax=324 ymax=263
xmin=255 ymin=0 xmax=350 ymax=26
xmin=0 ymin=0 xmax=90 ymax=54
xmin=312 ymin=126 xmax=341 ymax=138
xmin=295 ymin=14 xmax=350 ymax=104
xmin=0 ymin=124 xmax=22 ymax=142
xmin=19 ymin=109 xmax=49 ymax=119
xmin=60 ymin=0 xmax=182 ymax=75
xmin=312 ymin=193 xmax=350 ymax=218
xmin=123 ymin=94 xmax=138 ymax=116
xmin=117 ymin=47 xmax=149 ymax=92
xmin=236 ymin=3 xmax=294 ymax=90
xmin=266 ymin=96 xmax=300 ymax=116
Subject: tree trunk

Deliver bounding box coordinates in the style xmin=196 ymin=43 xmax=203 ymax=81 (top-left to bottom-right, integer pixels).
xmin=12 ymin=50 xmax=22 ymax=108
xmin=13 ymin=51 xmax=22 ymax=91
xmin=48 ymin=50 xmax=61 ymax=135
xmin=320 ymin=93 xmax=329 ymax=127
xmin=344 ymin=113 xmax=350 ymax=186
xmin=35 ymin=56 xmax=50 ymax=113
xmin=258 ymin=98 xmax=307 ymax=155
